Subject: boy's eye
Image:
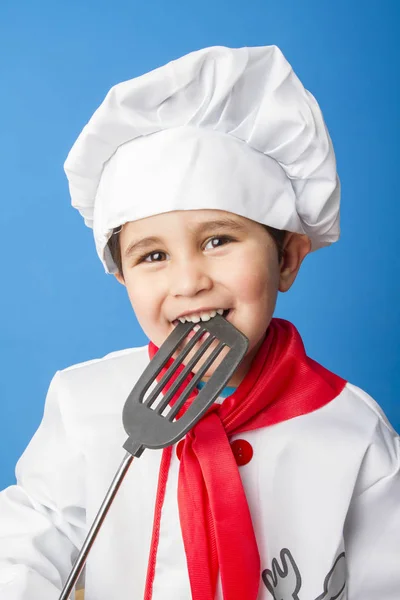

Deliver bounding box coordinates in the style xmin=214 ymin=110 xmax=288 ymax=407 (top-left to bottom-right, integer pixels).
xmin=204 ymin=236 xmax=233 ymax=250
xmin=142 ymin=251 xmax=166 ymax=263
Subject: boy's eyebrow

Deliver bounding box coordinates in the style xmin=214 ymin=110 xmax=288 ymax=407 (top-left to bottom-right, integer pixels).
xmin=123 ymin=218 xmax=247 ymax=258
xmin=195 ymin=218 xmax=247 ymax=235
xmin=124 ymin=236 xmax=163 ymax=258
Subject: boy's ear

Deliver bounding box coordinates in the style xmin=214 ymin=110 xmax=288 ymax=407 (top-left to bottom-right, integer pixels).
xmin=114 ymin=272 xmax=126 ymax=286
xmin=279 ymin=233 xmax=311 ymax=293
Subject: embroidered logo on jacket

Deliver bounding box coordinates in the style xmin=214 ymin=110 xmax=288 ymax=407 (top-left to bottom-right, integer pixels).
xmin=262 ymin=549 xmax=346 ymax=600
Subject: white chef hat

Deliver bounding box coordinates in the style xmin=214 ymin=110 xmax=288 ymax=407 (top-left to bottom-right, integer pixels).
xmin=64 ymin=45 xmax=340 ymax=274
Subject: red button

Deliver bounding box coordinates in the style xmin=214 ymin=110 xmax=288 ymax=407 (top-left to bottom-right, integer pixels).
xmin=230 ymin=439 xmax=253 ymax=466
xmin=176 ymin=440 xmax=185 ymax=460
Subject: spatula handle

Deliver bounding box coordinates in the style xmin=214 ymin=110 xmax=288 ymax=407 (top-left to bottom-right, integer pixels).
xmin=123 ymin=438 xmax=145 ymax=457
xmin=58 ymin=451 xmax=134 ymax=599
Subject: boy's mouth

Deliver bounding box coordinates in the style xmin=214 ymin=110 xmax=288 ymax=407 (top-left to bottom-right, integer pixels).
xmin=172 ymin=309 xmax=232 ymax=355
xmin=172 ymin=308 xmax=231 ymax=328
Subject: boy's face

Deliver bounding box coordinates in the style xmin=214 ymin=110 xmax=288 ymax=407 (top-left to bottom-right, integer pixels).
xmin=116 ymin=209 xmax=309 ymax=385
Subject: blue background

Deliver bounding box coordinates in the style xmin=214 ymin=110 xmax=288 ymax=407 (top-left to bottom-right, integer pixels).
xmin=0 ymin=0 xmax=399 ymax=489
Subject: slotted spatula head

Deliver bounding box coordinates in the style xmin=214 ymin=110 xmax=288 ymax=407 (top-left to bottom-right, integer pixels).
xmin=123 ymin=315 xmax=248 ymax=457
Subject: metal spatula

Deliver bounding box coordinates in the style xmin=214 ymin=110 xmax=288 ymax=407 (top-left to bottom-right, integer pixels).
xmin=59 ymin=315 xmax=248 ymax=599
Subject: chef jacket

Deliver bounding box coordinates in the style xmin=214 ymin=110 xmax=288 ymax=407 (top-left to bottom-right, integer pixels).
xmin=0 ymin=345 xmax=399 ymax=600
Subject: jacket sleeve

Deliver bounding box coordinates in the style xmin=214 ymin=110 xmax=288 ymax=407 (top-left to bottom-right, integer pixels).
xmin=344 ymin=414 xmax=400 ymax=599
xmin=0 ymin=371 xmax=87 ymax=599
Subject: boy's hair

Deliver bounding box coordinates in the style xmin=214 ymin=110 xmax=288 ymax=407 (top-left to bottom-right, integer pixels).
xmin=107 ymin=224 xmax=286 ymax=277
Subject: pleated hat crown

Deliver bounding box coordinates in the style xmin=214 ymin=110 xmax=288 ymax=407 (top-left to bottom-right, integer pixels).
xmin=64 ymin=45 xmax=340 ymax=273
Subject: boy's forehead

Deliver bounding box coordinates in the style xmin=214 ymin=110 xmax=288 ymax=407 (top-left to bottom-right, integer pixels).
xmin=122 ymin=209 xmax=250 ymax=234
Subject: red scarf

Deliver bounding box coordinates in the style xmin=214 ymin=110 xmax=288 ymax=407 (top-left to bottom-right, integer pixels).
xmin=146 ymin=319 xmax=346 ymax=600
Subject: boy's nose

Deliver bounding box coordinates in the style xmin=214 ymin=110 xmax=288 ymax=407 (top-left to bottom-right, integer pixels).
xmin=169 ymin=259 xmax=213 ymax=297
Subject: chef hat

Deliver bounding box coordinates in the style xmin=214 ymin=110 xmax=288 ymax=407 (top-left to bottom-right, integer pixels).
xmin=64 ymin=45 xmax=340 ymax=274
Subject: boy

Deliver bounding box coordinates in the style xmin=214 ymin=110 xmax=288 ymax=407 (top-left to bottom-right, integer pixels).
xmin=0 ymin=45 xmax=399 ymax=600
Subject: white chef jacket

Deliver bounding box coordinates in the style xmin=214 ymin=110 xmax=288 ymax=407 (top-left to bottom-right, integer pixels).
xmin=0 ymin=345 xmax=399 ymax=600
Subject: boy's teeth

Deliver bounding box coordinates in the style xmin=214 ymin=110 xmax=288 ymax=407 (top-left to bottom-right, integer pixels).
xmin=205 ymin=310 xmax=217 ymax=320
xmin=200 ymin=310 xmax=216 ymax=321
xmin=177 ymin=308 xmax=227 ymax=323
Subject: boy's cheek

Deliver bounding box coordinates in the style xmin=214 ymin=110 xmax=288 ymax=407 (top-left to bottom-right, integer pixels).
xmin=230 ymin=262 xmax=279 ymax=301
xmin=123 ymin=288 xmax=163 ymax=336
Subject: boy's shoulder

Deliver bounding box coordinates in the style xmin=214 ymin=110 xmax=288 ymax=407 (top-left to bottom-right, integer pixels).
xmin=340 ymin=382 xmax=398 ymax=437
xmin=53 ymin=345 xmax=151 ymax=416
xmin=322 ymin=383 xmax=400 ymax=467
xmin=61 ymin=345 xmax=149 ymax=376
